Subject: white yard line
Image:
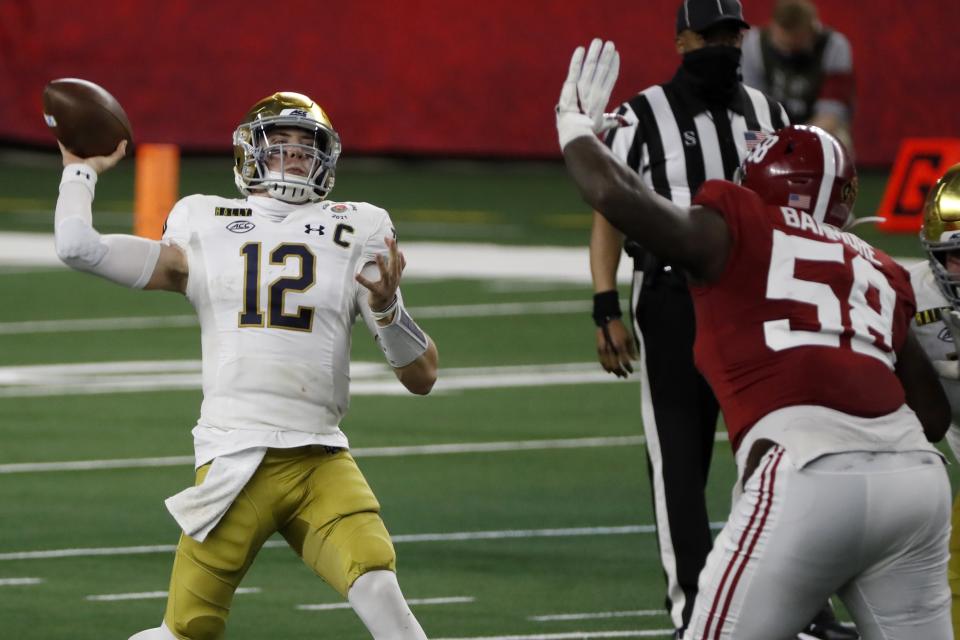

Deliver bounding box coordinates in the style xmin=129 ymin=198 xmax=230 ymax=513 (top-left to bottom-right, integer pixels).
xmin=0 ymin=231 xmax=920 ymax=282
xmin=0 ymin=360 xmax=636 ymax=398
xmin=0 ymin=577 xmax=43 ymax=586
xmin=530 ymin=611 xmax=667 ymax=622
xmin=297 ymin=596 xmax=474 ymax=611
xmin=0 ymin=300 xmax=606 ymax=336
xmin=0 ymin=455 xmax=195 ymax=473
xmin=0 ymin=316 xmax=199 ymax=335
xmin=0 ymin=435 xmax=651 ymax=474
xmin=434 ymin=631 xmax=674 ymax=640
xmin=0 ymin=235 xmax=637 ymax=283
xmin=390 ymin=525 xmax=653 ymax=543
xmin=86 ymin=587 xmax=260 ymax=601
xmin=0 ymin=525 xmax=652 ymax=562
xmin=0 ymin=524 xmax=727 ymax=562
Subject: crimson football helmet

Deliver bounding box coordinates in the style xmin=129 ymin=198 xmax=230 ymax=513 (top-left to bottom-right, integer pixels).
xmin=735 ymin=125 xmax=858 ymax=229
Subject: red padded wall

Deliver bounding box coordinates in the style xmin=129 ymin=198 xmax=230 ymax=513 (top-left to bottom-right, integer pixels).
xmin=0 ymin=0 xmax=956 ymax=164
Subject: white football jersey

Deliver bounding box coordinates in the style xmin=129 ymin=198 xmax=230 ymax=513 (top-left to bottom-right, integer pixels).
xmin=163 ymin=193 xmax=394 ymax=449
xmin=908 ymin=260 xmax=960 ymax=459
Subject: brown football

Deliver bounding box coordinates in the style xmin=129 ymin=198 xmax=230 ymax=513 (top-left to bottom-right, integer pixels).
xmin=42 ymin=78 xmax=133 ymax=158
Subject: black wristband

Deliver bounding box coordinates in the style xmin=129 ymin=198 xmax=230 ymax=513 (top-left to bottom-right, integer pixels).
xmin=592 ymin=290 xmax=622 ymax=327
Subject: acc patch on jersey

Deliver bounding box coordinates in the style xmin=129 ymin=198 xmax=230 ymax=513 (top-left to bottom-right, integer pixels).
xmin=226 ymin=220 xmax=255 ymax=233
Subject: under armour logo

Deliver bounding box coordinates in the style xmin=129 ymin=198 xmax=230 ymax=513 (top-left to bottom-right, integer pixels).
xmin=305 ymin=224 xmax=325 ymax=235
xmin=683 ymin=131 xmax=697 ymax=147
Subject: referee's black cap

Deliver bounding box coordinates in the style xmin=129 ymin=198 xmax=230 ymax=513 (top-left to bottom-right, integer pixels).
xmin=676 ymin=0 xmax=750 ymax=34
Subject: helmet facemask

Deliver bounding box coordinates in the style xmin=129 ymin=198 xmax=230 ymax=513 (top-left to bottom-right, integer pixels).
xmin=921 ymin=232 xmax=960 ymax=308
xmin=921 ymin=165 xmax=960 ymax=308
xmin=233 ymin=93 xmax=341 ymax=205
xmin=234 ymin=116 xmax=340 ymax=204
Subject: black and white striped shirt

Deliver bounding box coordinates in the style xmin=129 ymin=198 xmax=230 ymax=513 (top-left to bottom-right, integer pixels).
xmin=605 ymin=76 xmax=789 ymax=210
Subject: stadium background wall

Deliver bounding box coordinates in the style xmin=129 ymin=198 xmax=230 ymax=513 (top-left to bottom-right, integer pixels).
xmin=0 ymin=0 xmax=956 ymax=166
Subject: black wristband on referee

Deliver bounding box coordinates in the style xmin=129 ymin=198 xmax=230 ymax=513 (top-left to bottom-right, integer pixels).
xmin=592 ymin=290 xmax=622 ymax=327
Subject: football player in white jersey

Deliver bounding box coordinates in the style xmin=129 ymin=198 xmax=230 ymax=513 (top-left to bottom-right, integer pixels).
xmin=53 ymin=92 xmax=438 ymax=640
xmin=911 ymin=163 xmax=960 ymax=638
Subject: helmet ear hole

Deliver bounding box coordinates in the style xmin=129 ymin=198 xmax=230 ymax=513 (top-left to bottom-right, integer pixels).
xmin=785 ymin=141 xmax=796 ymax=154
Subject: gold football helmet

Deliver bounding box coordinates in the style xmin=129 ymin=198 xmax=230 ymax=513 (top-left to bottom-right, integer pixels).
xmin=233 ymin=92 xmax=341 ymax=204
xmin=921 ymin=163 xmax=960 ymax=307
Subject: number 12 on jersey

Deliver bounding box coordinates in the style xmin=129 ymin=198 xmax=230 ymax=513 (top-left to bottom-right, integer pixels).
xmin=764 ymin=230 xmax=897 ymax=368
xmin=239 ymin=242 xmax=317 ymax=331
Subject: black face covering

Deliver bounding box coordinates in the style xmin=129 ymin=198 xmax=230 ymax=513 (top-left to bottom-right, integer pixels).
xmin=681 ymin=45 xmax=742 ymax=106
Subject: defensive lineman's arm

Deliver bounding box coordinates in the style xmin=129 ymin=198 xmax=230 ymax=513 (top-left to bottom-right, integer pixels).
xmin=56 ymin=141 xmax=188 ymax=293
xmin=557 ymin=39 xmax=730 ymax=285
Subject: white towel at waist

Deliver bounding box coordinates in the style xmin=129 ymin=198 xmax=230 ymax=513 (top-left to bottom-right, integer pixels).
xmin=164 ymin=447 xmax=267 ymax=542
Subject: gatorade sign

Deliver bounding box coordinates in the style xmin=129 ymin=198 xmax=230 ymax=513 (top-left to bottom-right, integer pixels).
xmin=877 ymin=138 xmax=960 ymax=233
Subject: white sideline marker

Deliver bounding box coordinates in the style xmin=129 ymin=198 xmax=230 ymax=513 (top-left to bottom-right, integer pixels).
xmin=0 ymin=435 xmax=653 ymax=474
xmin=87 ymin=587 xmax=260 ymax=602
xmin=298 ymin=596 xmax=474 ymax=611
xmin=0 ymin=360 xmax=634 ymax=398
xmin=529 ymin=610 xmax=667 ymax=622
xmin=0 ymin=577 xmax=43 ymax=586
xmin=0 ymin=525 xmax=651 ymax=562
xmin=0 ymin=523 xmax=727 ymax=562
xmin=0 ymin=300 xmax=603 ymax=336
xmin=434 ymin=631 xmax=674 ymax=639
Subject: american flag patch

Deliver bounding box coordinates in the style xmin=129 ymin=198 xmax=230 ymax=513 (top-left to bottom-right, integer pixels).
xmin=788 ymin=193 xmax=811 ymax=209
xmin=744 ymin=130 xmax=769 ymax=151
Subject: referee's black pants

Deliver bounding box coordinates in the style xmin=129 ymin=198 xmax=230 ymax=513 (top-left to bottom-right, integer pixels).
xmin=632 ymin=265 xmax=718 ymax=632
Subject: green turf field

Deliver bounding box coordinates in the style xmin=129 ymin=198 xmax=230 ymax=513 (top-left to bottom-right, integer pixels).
xmin=0 ymin=153 xmax=950 ymax=639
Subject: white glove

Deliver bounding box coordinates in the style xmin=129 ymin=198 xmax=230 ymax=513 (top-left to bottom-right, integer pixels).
xmin=556 ymin=38 xmax=624 ymax=150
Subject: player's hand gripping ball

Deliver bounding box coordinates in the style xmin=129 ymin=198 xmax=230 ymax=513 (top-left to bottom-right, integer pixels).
xmin=42 ymin=78 xmax=133 ymax=158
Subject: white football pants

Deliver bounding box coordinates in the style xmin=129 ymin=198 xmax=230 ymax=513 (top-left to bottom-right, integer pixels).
xmin=686 ymin=446 xmax=952 ymax=640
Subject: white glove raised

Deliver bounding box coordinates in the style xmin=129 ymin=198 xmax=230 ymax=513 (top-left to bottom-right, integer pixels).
xmin=556 ymin=38 xmax=624 ymax=150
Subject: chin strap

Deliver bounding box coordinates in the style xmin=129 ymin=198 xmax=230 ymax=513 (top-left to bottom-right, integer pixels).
xmin=262 ymin=171 xmax=316 ymax=204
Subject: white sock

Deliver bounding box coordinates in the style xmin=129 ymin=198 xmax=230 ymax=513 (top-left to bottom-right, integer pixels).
xmin=348 ymin=570 xmax=428 ymax=640
xmin=128 ymin=621 xmax=177 ymax=639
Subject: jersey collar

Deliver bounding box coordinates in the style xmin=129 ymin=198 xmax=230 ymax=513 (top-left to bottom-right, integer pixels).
xmin=247 ymin=194 xmax=301 ymax=222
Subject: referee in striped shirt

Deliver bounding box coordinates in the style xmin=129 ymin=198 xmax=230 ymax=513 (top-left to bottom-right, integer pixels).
xmin=589 ymin=2 xmax=856 ymax=639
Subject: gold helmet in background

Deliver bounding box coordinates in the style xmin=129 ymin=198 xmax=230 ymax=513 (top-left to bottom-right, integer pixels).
xmin=920 ymin=164 xmax=960 ymax=307
xmin=233 ymin=92 xmax=341 ymax=204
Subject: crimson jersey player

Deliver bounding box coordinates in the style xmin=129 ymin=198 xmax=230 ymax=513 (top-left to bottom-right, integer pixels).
xmin=557 ymin=40 xmax=952 ymax=639
xmin=691 ymin=176 xmax=913 ymax=450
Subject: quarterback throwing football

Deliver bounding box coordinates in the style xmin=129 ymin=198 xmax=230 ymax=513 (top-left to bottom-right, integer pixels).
xmin=557 ymin=40 xmax=952 ymax=639
xmin=54 ymin=92 xmax=438 ymax=640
